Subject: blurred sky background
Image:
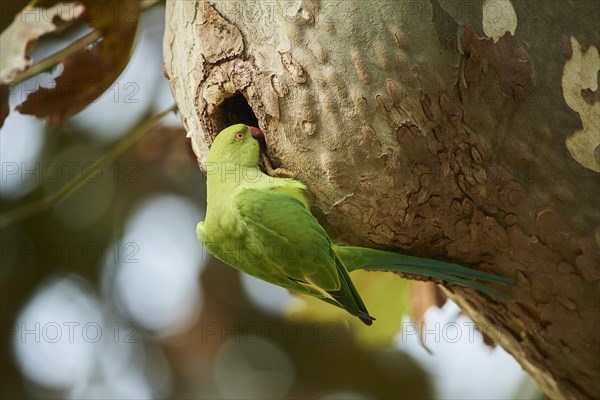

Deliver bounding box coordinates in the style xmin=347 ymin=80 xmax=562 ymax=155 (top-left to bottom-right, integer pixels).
xmin=0 ymin=4 xmax=542 ymax=399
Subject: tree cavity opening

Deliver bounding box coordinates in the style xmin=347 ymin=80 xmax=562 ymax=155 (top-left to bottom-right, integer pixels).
xmin=212 ymin=92 xmax=259 ymax=132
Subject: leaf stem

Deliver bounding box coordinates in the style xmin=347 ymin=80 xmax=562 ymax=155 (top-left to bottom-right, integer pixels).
xmin=11 ymin=30 xmax=101 ymax=85
xmin=0 ymin=104 xmax=177 ymax=230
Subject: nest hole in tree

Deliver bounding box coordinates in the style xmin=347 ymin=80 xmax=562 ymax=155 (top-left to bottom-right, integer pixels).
xmin=212 ymin=92 xmax=259 ymax=133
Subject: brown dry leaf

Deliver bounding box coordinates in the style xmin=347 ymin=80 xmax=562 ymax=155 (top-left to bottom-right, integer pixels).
xmin=0 ymin=84 xmax=9 ymax=127
xmin=133 ymin=126 xmax=184 ymax=162
xmin=0 ymin=2 xmax=85 ymax=83
xmin=410 ymin=281 xmax=447 ymax=351
xmin=16 ymin=0 xmax=140 ymax=125
xmin=131 ymin=125 xmax=197 ymax=184
xmin=410 ymin=281 xmax=447 ymax=328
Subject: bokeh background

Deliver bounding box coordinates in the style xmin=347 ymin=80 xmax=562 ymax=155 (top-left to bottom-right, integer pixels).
xmin=1 ymin=3 xmax=543 ymax=399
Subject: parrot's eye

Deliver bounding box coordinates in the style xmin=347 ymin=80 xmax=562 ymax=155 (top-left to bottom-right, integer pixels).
xmin=235 ymin=132 xmax=244 ymax=141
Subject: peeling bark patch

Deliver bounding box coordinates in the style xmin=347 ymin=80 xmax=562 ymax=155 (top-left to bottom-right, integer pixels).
xmin=309 ymin=41 xmax=327 ymax=64
xmin=561 ymin=37 xmax=600 ymax=172
xmin=392 ymin=30 xmax=408 ymax=49
xmin=351 ymin=51 xmax=371 ymax=85
xmin=385 ymin=80 xmax=403 ymax=104
xmin=196 ymin=3 xmax=244 ymax=63
xmin=271 ymin=75 xmax=288 ymax=97
xmin=420 ymin=94 xmax=442 ymax=122
xmin=279 ymin=51 xmax=306 ymax=84
xmin=482 ymin=0 xmax=517 ymax=42
xmin=461 ymin=26 xmax=535 ymax=99
xmin=302 ymin=120 xmax=317 ymax=135
xmin=202 ymin=60 xmax=252 ymax=113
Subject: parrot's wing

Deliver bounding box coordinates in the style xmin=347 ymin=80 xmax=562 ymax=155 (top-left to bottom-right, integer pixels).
xmin=234 ymin=188 xmax=375 ymax=324
xmin=233 ymin=188 xmax=340 ymax=291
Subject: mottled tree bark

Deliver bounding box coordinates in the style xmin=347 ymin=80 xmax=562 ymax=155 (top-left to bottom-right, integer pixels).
xmin=163 ymin=1 xmax=600 ymax=398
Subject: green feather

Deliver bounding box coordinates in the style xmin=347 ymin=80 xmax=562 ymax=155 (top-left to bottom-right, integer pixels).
xmin=335 ymin=246 xmax=514 ymax=301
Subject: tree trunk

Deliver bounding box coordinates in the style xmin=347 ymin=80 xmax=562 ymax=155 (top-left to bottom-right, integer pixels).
xmin=163 ymin=1 xmax=600 ymax=398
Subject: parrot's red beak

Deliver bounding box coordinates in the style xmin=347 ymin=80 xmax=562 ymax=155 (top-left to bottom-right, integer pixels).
xmin=249 ymin=126 xmax=263 ymax=139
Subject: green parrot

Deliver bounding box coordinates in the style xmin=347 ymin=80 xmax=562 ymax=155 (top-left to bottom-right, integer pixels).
xmin=197 ymin=124 xmax=513 ymax=325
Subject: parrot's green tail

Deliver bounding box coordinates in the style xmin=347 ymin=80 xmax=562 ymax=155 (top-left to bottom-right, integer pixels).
xmin=334 ymin=246 xmax=514 ymax=302
xmin=326 ymin=252 xmax=375 ymax=325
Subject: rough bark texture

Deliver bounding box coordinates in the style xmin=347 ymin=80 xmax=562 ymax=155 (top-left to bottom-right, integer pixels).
xmin=163 ymin=1 xmax=600 ymax=398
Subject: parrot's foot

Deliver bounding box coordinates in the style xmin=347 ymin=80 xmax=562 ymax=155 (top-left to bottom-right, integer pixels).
xmin=271 ymin=167 xmax=297 ymax=178
xmin=260 ymin=152 xmax=298 ymax=178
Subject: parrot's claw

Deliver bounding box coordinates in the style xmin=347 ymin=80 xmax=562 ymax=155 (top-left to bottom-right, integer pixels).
xmin=271 ymin=167 xmax=298 ymax=178
xmin=260 ymin=152 xmax=298 ymax=178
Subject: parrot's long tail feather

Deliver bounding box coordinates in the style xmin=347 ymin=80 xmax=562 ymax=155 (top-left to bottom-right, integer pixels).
xmin=382 ymin=264 xmax=512 ymax=301
xmin=335 ymin=246 xmax=514 ymax=301
xmin=327 ymin=252 xmax=376 ymax=325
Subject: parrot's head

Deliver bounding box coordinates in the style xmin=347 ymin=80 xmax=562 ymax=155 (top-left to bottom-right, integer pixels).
xmin=208 ymin=124 xmax=263 ymax=166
